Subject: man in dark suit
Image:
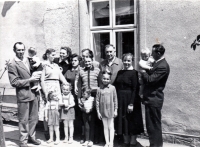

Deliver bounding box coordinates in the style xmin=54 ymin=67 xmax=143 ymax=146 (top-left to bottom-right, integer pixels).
xmin=8 ymin=42 xmax=41 ymax=147
xmin=141 ymin=44 xmax=170 ymax=147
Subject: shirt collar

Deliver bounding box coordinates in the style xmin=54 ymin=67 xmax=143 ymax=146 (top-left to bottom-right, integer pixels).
xmin=14 ymin=56 xmax=27 ymax=62
xmin=122 ymin=66 xmax=134 ymax=70
xmin=59 ymin=58 xmax=69 ymax=64
xmin=155 ymin=56 xmax=165 ymax=63
xmin=105 ymin=57 xmax=120 ymax=66
xmin=100 ymin=84 xmax=110 ymax=89
xmin=84 ymin=65 xmax=94 ymax=71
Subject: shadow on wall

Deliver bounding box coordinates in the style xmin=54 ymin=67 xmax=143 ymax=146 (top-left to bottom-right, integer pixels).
xmin=1 ymin=1 xmax=20 ymax=17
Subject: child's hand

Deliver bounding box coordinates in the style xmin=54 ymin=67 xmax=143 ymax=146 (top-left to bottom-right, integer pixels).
xmin=97 ymin=112 xmax=102 ymax=120
xmin=45 ymin=117 xmax=48 ymax=122
xmin=127 ymin=104 xmax=134 ymax=113
xmin=114 ymin=110 xmax=118 ymax=118
xmin=65 ymin=105 xmax=70 ymax=110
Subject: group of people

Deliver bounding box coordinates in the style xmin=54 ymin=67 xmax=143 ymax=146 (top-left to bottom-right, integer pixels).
xmin=8 ymin=42 xmax=170 ymax=147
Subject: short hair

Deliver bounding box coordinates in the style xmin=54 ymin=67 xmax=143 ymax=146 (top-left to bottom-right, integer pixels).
xmin=70 ymin=53 xmax=82 ymax=62
xmin=60 ymin=46 xmax=72 ymax=56
xmin=81 ymin=48 xmax=94 ymax=59
xmin=13 ymin=42 xmax=25 ymax=52
xmin=61 ymin=83 xmax=71 ymax=90
xmin=102 ymin=69 xmax=112 ymax=79
xmin=47 ymin=91 xmax=54 ymax=101
xmin=82 ymin=87 xmax=91 ymax=96
xmin=28 ymin=47 xmax=37 ymax=56
xmin=105 ymin=44 xmax=115 ymax=51
xmin=141 ymin=48 xmax=151 ymax=55
xmin=42 ymin=48 xmax=56 ymax=60
xmin=122 ymin=53 xmax=134 ymax=61
xmin=152 ymin=44 xmax=165 ymax=55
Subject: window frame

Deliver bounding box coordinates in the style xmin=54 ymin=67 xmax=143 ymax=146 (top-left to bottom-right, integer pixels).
xmin=89 ymin=0 xmax=112 ymax=30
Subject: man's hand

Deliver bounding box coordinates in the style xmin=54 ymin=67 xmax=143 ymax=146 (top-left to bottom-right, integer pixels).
xmin=114 ymin=109 xmax=118 ymax=117
xmin=127 ymin=104 xmax=134 ymax=113
xmin=29 ymin=75 xmax=40 ymax=82
xmin=97 ymin=112 xmax=102 ymax=120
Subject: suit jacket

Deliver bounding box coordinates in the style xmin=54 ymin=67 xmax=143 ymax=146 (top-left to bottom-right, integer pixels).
xmin=8 ymin=57 xmax=35 ymax=102
xmin=142 ymin=58 xmax=170 ymax=108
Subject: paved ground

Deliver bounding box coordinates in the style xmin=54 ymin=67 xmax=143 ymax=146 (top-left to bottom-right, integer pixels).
xmin=3 ymin=122 xmax=189 ymax=147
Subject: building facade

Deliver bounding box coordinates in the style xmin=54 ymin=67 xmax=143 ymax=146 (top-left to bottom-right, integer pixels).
xmin=1 ymin=0 xmax=200 ymax=144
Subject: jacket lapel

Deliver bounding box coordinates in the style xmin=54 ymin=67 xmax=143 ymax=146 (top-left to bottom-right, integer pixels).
xmin=153 ymin=58 xmax=165 ymax=70
xmin=15 ymin=60 xmax=31 ymax=75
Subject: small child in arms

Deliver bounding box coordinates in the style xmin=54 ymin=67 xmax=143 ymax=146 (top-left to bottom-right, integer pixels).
xmin=139 ymin=48 xmax=155 ymax=98
xmin=28 ymin=47 xmax=43 ymax=91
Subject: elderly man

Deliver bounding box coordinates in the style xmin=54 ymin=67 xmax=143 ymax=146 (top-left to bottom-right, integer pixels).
xmin=100 ymin=44 xmax=123 ymax=84
xmin=8 ymin=42 xmax=41 ymax=147
xmin=54 ymin=46 xmax=72 ymax=75
xmin=141 ymin=44 xmax=170 ymax=147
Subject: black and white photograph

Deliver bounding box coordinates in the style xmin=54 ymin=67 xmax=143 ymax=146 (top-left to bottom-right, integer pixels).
xmin=0 ymin=0 xmax=199 ymax=147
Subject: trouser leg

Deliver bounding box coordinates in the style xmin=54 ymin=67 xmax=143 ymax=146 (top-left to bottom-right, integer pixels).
xmin=145 ymin=105 xmax=163 ymax=147
xmin=29 ymin=98 xmax=39 ymax=140
xmin=18 ymin=102 xmax=29 ymax=143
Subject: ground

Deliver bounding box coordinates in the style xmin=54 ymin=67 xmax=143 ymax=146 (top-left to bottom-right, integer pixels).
xmin=3 ymin=121 xmax=189 ymax=147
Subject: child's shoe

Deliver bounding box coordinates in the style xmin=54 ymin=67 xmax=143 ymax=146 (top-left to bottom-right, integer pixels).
xmin=104 ymin=144 xmax=109 ymax=147
xmin=46 ymin=139 xmax=53 ymax=144
xmin=63 ymin=138 xmax=68 ymax=143
xmin=54 ymin=140 xmax=60 ymax=145
xmin=88 ymin=141 xmax=93 ymax=147
xmin=68 ymin=137 xmax=73 ymax=144
xmin=82 ymin=141 xmax=89 ymax=146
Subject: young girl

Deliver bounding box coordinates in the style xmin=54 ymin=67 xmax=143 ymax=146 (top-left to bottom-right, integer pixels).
xmin=96 ymin=70 xmax=118 ymax=147
xmin=45 ymin=91 xmax=60 ymax=145
xmin=60 ymin=84 xmax=75 ymax=144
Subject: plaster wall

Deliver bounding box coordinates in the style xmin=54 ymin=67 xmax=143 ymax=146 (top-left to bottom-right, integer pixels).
xmin=139 ymin=0 xmax=200 ymax=137
xmin=0 ymin=1 xmax=79 ymax=89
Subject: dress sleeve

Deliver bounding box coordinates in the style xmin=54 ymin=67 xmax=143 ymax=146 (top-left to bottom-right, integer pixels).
xmin=130 ymin=70 xmax=138 ymax=104
xmin=113 ymin=86 xmax=118 ymax=111
xmin=96 ymin=88 xmax=100 ymax=113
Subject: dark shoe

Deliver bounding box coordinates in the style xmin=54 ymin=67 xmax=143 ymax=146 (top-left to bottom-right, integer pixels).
xmin=20 ymin=142 xmax=28 ymax=147
xmin=44 ymin=131 xmax=50 ymax=140
xmin=28 ymin=139 xmax=41 ymax=145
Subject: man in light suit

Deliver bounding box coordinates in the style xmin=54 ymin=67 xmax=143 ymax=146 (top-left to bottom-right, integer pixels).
xmin=8 ymin=42 xmax=41 ymax=147
xmin=141 ymin=44 xmax=170 ymax=147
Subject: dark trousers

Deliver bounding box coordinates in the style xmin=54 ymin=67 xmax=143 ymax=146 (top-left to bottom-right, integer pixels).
xmin=145 ymin=105 xmax=163 ymax=147
xmin=82 ymin=111 xmax=95 ymax=142
xmin=18 ymin=98 xmax=38 ymax=143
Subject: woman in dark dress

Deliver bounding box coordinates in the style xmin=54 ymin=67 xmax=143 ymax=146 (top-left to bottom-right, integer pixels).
xmin=114 ymin=53 xmax=144 ymax=146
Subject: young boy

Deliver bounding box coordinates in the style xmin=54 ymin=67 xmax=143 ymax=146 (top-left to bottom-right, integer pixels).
xmin=78 ymin=88 xmax=95 ymax=146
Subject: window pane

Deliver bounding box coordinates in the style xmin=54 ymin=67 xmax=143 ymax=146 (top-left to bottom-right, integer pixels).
xmin=116 ymin=31 xmax=134 ymax=58
xmin=92 ymin=32 xmax=110 ymax=61
xmin=92 ymin=1 xmax=110 ymax=27
xmin=115 ymin=0 xmax=134 ymax=25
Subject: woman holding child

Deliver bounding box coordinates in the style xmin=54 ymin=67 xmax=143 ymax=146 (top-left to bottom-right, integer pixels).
xmin=40 ymin=48 xmax=68 ymax=145
xmin=114 ymin=53 xmax=144 ymax=146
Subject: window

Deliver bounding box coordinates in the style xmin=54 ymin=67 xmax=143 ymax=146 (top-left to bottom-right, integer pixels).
xmin=89 ymin=0 xmax=138 ymax=67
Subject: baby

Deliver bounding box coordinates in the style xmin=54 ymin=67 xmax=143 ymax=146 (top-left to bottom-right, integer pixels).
xmin=28 ymin=47 xmax=43 ymax=91
xmin=139 ymin=48 xmax=155 ymax=98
